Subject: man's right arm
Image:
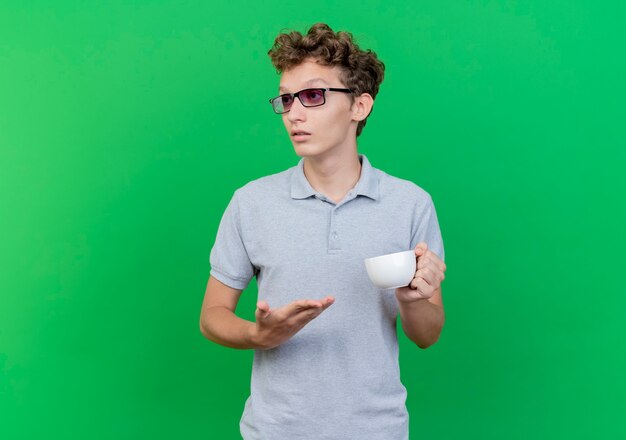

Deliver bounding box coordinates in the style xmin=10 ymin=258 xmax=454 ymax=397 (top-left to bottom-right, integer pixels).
xmin=199 ymin=275 xmax=335 ymax=350
xmin=199 ymin=276 xmax=259 ymax=349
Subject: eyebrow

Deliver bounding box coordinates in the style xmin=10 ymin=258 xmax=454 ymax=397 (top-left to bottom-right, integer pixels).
xmin=279 ymin=78 xmax=330 ymax=92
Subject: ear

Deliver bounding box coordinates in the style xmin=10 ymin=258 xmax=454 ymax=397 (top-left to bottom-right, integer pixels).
xmin=351 ymin=93 xmax=374 ymax=122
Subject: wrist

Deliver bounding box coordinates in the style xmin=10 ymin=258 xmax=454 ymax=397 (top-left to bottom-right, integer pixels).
xmin=245 ymin=323 xmax=260 ymax=349
xmin=396 ymin=297 xmax=429 ymax=309
xmin=245 ymin=323 xmax=269 ymax=350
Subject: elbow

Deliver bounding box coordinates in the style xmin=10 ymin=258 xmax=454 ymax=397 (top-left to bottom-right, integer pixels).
xmin=415 ymin=334 xmax=440 ymax=349
xmin=199 ymin=315 xmax=211 ymax=340
xmin=199 ymin=304 xmax=218 ymax=340
xmin=199 ymin=319 xmax=206 ymax=338
xmin=414 ymin=320 xmax=445 ymax=349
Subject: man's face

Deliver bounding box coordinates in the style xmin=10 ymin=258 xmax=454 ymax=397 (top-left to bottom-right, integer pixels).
xmin=278 ymin=58 xmax=357 ymax=159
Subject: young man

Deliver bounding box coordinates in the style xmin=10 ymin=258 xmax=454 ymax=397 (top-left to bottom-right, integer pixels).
xmin=200 ymin=23 xmax=447 ymax=440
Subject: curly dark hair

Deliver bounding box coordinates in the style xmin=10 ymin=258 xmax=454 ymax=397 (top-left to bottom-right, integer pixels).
xmin=268 ymin=23 xmax=385 ymax=137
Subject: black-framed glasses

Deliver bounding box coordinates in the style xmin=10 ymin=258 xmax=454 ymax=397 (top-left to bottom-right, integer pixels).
xmin=269 ymin=88 xmax=352 ymax=114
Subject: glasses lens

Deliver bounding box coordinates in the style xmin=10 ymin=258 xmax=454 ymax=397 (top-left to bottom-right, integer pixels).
xmin=300 ymin=89 xmax=325 ymax=106
xmin=272 ymin=95 xmax=293 ymax=113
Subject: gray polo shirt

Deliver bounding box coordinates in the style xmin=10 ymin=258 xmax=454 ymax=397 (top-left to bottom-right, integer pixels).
xmin=209 ymin=153 xmax=444 ymax=440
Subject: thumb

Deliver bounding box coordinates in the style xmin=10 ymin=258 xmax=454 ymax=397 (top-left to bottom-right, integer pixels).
xmin=255 ymin=300 xmax=271 ymax=320
xmin=414 ymin=242 xmax=428 ymax=256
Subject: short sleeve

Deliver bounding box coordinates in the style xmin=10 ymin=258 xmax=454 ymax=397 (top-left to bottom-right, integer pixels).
xmin=410 ymin=196 xmax=445 ymax=262
xmin=209 ymin=191 xmax=256 ymax=290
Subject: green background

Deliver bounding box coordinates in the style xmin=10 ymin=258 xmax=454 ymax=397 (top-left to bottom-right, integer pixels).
xmin=1 ymin=1 xmax=624 ymax=438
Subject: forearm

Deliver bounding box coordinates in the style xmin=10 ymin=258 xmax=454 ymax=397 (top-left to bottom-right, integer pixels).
xmin=397 ymin=298 xmax=445 ymax=349
xmin=200 ymin=306 xmax=260 ymax=349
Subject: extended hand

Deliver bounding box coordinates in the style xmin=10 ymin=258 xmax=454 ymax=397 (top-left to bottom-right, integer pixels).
xmin=395 ymin=242 xmax=446 ymax=303
xmin=250 ymin=296 xmax=335 ymax=350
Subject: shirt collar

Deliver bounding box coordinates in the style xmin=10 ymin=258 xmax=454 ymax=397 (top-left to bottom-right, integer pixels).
xmin=290 ymin=153 xmax=380 ymax=201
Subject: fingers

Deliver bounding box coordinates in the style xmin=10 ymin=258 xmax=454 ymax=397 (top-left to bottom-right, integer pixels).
xmin=307 ymin=296 xmax=335 ymax=311
xmin=287 ymin=296 xmax=335 ymax=313
xmin=410 ymin=276 xmax=435 ymax=297
xmin=417 ymin=249 xmax=446 ymax=273
xmin=415 ymin=243 xmax=446 ymax=272
xmin=412 ymin=244 xmax=446 ymax=293
xmin=255 ymin=300 xmax=271 ymax=320
xmin=284 ymin=299 xmax=323 ymax=316
xmin=276 ymin=297 xmax=335 ymax=321
xmin=257 ymin=297 xmax=335 ymax=324
xmin=298 ymin=306 xmax=325 ymax=322
xmin=412 ymin=266 xmax=444 ymax=288
xmin=321 ymin=296 xmax=335 ymax=309
xmin=296 ymin=296 xmax=335 ymax=321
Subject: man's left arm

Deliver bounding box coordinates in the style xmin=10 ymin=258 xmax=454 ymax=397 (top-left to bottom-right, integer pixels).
xmin=395 ymin=242 xmax=447 ymax=349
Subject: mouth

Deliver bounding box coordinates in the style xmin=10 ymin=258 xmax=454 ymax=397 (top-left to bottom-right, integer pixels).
xmin=291 ymin=130 xmax=311 ymax=136
xmin=291 ymin=130 xmax=311 ymax=142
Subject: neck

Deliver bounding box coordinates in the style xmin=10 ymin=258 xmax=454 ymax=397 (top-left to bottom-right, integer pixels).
xmin=302 ymin=148 xmax=362 ymax=203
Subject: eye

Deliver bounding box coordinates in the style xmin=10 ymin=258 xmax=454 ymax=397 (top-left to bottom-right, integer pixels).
xmin=281 ymin=94 xmax=293 ymax=104
xmin=302 ymin=89 xmax=324 ymax=104
xmin=303 ymin=89 xmax=323 ymax=101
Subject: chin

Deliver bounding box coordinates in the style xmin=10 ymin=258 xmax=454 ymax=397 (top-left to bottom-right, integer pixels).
xmin=292 ymin=142 xmax=331 ymax=158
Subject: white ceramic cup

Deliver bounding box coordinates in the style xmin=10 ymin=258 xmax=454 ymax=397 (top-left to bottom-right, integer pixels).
xmin=364 ymin=250 xmax=416 ymax=289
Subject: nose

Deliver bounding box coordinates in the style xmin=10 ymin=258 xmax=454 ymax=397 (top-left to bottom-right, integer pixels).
xmin=286 ymin=96 xmax=307 ymax=123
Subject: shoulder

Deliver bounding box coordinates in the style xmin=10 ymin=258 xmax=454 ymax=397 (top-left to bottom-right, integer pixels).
xmin=376 ymin=168 xmax=433 ymax=206
xmin=232 ymin=165 xmax=295 ymax=205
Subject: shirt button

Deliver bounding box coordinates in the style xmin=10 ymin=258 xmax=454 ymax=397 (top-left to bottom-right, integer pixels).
xmin=332 ymin=232 xmax=338 ymax=238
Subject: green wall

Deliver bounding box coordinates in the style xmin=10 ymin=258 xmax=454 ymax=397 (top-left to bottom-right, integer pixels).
xmin=1 ymin=1 xmax=624 ymax=438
